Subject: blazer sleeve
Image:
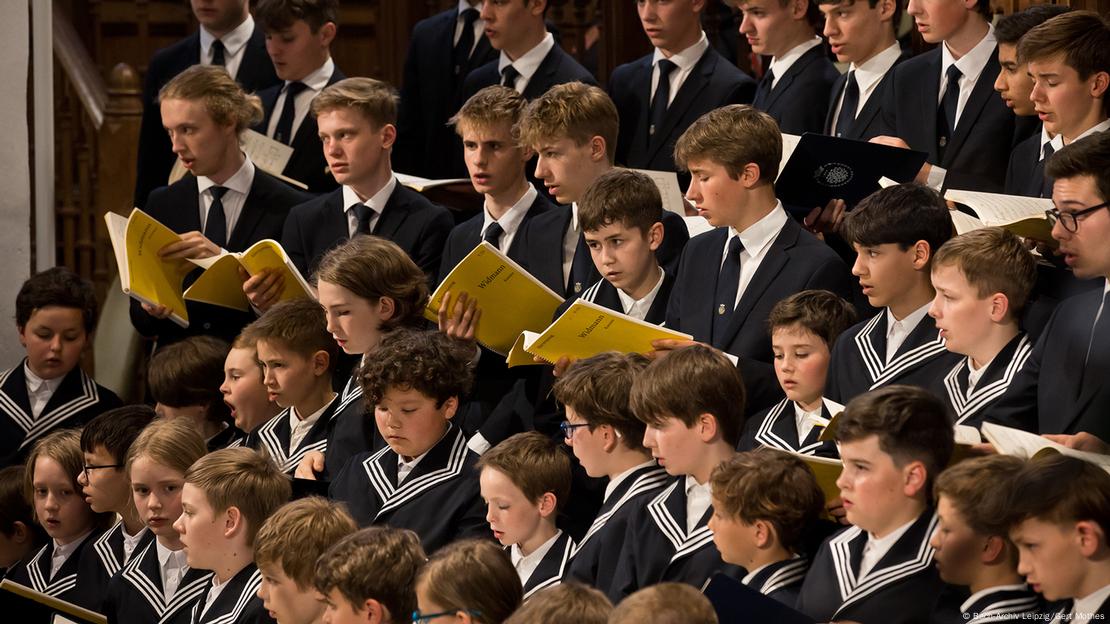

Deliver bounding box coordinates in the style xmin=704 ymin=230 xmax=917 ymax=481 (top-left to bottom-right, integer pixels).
xmin=280 ymin=206 xmax=311 ymax=277
xmin=411 ymin=208 xmax=455 ymax=278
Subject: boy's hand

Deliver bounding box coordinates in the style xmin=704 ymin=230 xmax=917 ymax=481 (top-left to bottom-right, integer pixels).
xmin=438 ymin=291 xmax=480 ymax=343
xmin=159 ymin=231 xmax=222 ymax=260
xmin=242 ymin=267 xmax=286 ymax=312
xmin=826 ymin=497 xmax=850 ymax=525
xmin=869 ymin=136 xmax=932 ymax=184
xmin=1044 ymin=432 xmax=1110 ymax=455
xmin=550 ymin=356 xmax=576 ymax=377
xmin=140 ymin=302 xmax=173 ymax=319
xmin=803 ymin=199 xmax=847 ymax=236
xmin=649 ymin=338 xmax=711 ymax=359
xmin=294 ymin=451 xmax=325 ymax=480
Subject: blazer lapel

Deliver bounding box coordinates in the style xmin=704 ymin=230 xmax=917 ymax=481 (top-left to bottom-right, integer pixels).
xmin=0 ymin=363 xmax=34 ymax=434
xmin=372 ymin=184 xmax=411 ymax=240
xmin=92 ymin=521 xmax=125 ymax=577
xmin=375 ymin=427 xmax=469 ymax=519
xmin=828 ymin=526 xmax=867 ymax=601
xmin=316 ymin=189 xmax=352 ymax=251
xmin=23 ymin=366 xmax=100 ymax=451
xmin=226 ymin=173 xmax=269 ymax=250
xmin=196 ymin=565 xmax=262 ymax=624
xmin=764 ymin=45 xmax=821 ymax=110
xmin=716 ymin=221 xmax=795 ymax=348
xmin=593 ymin=280 xmax=623 ymax=313
xmin=747 ymin=556 xmax=809 ymax=595
xmin=825 ymin=72 xmax=849 ymax=135
xmin=523 ymin=47 xmax=561 ymax=100
xmin=920 ymin=52 xmax=943 ymax=162
xmin=944 ymin=51 xmax=1001 ymax=165
xmin=122 ymin=541 xmax=167 ymax=614
xmin=754 ymin=398 xmax=795 ymax=452
xmin=645 ymin=50 xmax=715 ymax=161
xmin=949 ymin=334 xmax=1032 ymax=424
xmin=255 ymin=409 xmax=294 ymax=470
xmin=522 ymin=532 xmax=575 ymax=599
xmin=701 ymin=229 xmax=731 ymax=346
xmin=868 ymin=315 xmax=946 ymax=390
xmin=846 ymin=50 xmax=910 ymax=140
xmin=575 ymin=466 xmax=668 ymax=553
xmin=834 ymin=513 xmax=938 ymax=617
xmin=258 ymin=87 xmax=281 ymax=131
xmin=645 ymin=272 xmax=674 ymax=325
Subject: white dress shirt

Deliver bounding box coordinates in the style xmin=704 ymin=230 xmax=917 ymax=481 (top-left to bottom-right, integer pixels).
xmin=481 ymin=184 xmax=537 ymax=254
xmin=884 ymin=302 xmax=932 ymax=364
xmin=341 ymin=175 xmax=398 ymax=237
xmin=197 ymin=155 xmax=255 ymax=242
xmin=938 ymin=25 xmax=997 ymax=127
xmin=616 ymin=267 xmax=666 ymax=321
xmin=965 ymin=355 xmax=994 ymax=393
xmin=454 ymin=1 xmax=485 ymax=53
xmin=23 ymin=364 xmax=62 ymax=419
xmin=287 ymin=396 xmax=335 ymax=453
xmin=603 ymin=460 xmax=658 ymax=503
xmin=156 ymin=539 xmax=190 ymax=601
xmin=721 ymin=202 xmax=790 ymax=310
xmin=510 ymin=530 xmax=563 ymax=586
xmin=1068 ymin=583 xmax=1110 ymax=623
xmin=650 ymin=32 xmax=710 ymax=108
xmin=265 ymin=57 xmax=336 ymax=142
xmin=562 ymin=203 xmax=582 ymax=291
xmin=684 ymin=476 xmax=713 ymax=535
xmin=199 ymin=574 xmax=232 ymax=619
xmin=830 ymin=43 xmax=902 ymax=124
xmin=122 ymin=526 xmax=148 ymax=564
xmin=49 ymin=531 xmax=91 ymax=579
xmin=199 ymin=15 xmax=255 ymax=81
xmin=1050 ymin=118 xmax=1110 ymax=152
xmin=497 ymin=32 xmax=555 ymax=94
xmin=858 ymin=516 xmax=917 ymax=580
xmin=769 ymin=37 xmax=823 ymax=89
xmin=793 ymin=401 xmax=828 ymax=443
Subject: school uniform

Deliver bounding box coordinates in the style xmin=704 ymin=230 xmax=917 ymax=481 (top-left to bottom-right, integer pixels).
xmin=743 ymin=556 xmax=811 ymax=608
xmin=751 ymin=38 xmax=840 ymax=135
xmin=6 ymin=531 xmax=101 ymax=608
xmin=826 ymin=305 xmax=962 ymax=404
xmin=188 ymin=564 xmax=269 ymax=624
xmin=72 ymin=521 xmax=154 ymax=612
xmin=323 ymin=371 xmax=384 ymax=480
xmin=254 ymin=60 xmax=346 ymax=194
xmin=0 ymin=360 xmax=121 ymax=468
xmin=609 ymin=33 xmax=755 ymax=177
xmin=328 ymin=423 xmax=489 ymax=553
xmin=280 ymin=178 xmax=454 ymax=280
xmin=208 ymin=425 xmax=246 ymax=452
xmin=1046 ymin=585 xmax=1110 ymax=624
xmin=461 ymin=32 xmax=597 ymax=102
xmin=245 ymin=393 xmax=346 ymax=476
xmin=1005 ymin=128 xmax=1052 ymax=198
xmin=134 ymin=16 xmax=281 ymax=208
xmin=738 ymin=397 xmax=842 ymax=458
xmin=931 ymin=333 xmax=1032 ymax=429
xmin=104 ymin=540 xmax=213 ymax=624
xmin=512 ymin=530 xmax=576 ymax=600
xmin=930 ymin=584 xmax=1043 ymax=623
xmin=796 ymin=512 xmax=945 ymax=623
xmin=129 ymin=159 xmax=312 ymax=347
xmin=824 ymin=43 xmax=908 ymax=141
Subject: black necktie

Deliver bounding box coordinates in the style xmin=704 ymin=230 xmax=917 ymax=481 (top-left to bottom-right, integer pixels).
xmin=568 ymin=232 xmax=593 ymax=296
xmin=453 ymin=8 xmax=480 ymax=76
xmin=354 ymin=203 xmax=373 ymax=235
xmin=205 ymin=186 xmax=229 ymax=248
xmin=937 ymin=65 xmax=962 ymax=156
xmin=712 ymin=236 xmax=744 ymax=342
xmin=1039 ymin=142 xmax=1056 ymax=199
xmin=753 ymin=68 xmax=775 ymax=108
xmin=483 ymin=221 xmax=504 ymax=248
xmin=835 ymin=71 xmax=859 ymax=137
xmin=273 ymin=81 xmax=308 ymax=145
xmin=649 ymin=59 xmax=678 ymax=143
xmin=501 ymin=65 xmax=521 ymax=90
xmin=210 ymin=39 xmax=226 ymax=67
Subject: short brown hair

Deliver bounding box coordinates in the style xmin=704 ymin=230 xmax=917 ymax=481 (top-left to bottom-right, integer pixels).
xmin=450 ymin=85 xmax=527 ymax=136
xmin=552 ymin=352 xmax=651 ymax=452
xmin=313 ymin=526 xmax=425 ymax=621
xmin=932 ymin=228 xmax=1037 ymax=318
xmin=516 ymin=82 xmax=618 ymax=163
xmin=184 ymin=448 xmax=291 ymax=546
xmin=609 ymin=582 xmax=718 ymax=624
xmin=242 ymin=298 xmax=337 ymax=372
xmin=1005 ymin=453 xmax=1110 ymax=537
xmin=1018 ymin=11 xmax=1110 ymax=97
xmin=1046 ymin=131 xmax=1110 ymax=203
xmin=709 ymin=448 xmax=825 ymax=553
xmin=0 ymin=465 xmax=46 ymax=546
xmin=127 ymin=417 xmax=208 ymax=475
xmin=503 ymin=583 xmax=612 ymax=624
xmin=148 ymin=335 xmax=231 ymax=424
xmin=16 ymin=267 xmax=98 ymax=333
xmin=255 ymin=0 xmax=338 ymax=32
xmin=159 ymin=65 xmax=263 ymax=132
xmin=935 ymin=455 xmax=1025 ymax=564
xmin=24 ymin=429 xmax=115 ymax=531
xmin=416 ymin=539 xmax=522 ymax=624
xmin=311 ymin=77 xmax=398 ymax=127
xmin=835 ymin=386 xmax=954 ymax=498
xmin=255 ymin=497 xmax=357 ymax=589
xmin=477 ymin=432 xmax=572 ymax=512
xmin=314 ymin=235 xmax=429 ymax=333
xmin=359 ymin=328 xmax=474 ymax=408
xmin=767 ymin=290 xmax=858 ymax=347
xmin=80 ymin=405 xmax=156 ymax=463
xmin=629 ymin=345 xmax=746 ymax=447
xmin=674 ymin=104 xmax=781 ymax=183
xmin=578 ymin=169 xmax=663 ymax=234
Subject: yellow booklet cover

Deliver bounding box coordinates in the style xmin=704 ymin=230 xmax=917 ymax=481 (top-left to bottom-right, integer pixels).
xmin=790 ymin=452 xmax=842 ymax=513
xmin=0 ymin=579 xmax=107 ymax=624
xmin=183 ymin=239 xmax=315 ymax=311
xmin=505 ymin=298 xmax=693 ymax=367
xmin=104 ymin=208 xmax=192 ymax=328
xmin=428 ymin=242 xmax=564 ymax=355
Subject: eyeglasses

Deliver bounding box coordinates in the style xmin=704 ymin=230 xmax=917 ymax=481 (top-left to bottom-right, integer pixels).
xmin=559 ymin=421 xmax=591 ymax=439
xmin=82 ymin=463 xmax=123 ymax=479
xmin=412 ymin=609 xmax=482 ymax=623
xmin=1045 ymin=200 xmax=1110 ymax=233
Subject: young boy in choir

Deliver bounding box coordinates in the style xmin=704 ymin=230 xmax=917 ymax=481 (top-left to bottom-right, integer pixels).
xmin=253 ymin=0 xmax=343 ymax=193
xmin=609 ymin=345 xmax=745 ymax=601
xmin=149 ymin=335 xmax=240 ymax=450
xmin=796 ymin=385 xmax=953 ymax=623
xmin=477 ymin=432 xmax=574 ymax=600
xmin=927 ymin=228 xmax=1037 ymax=428
xmin=74 ymin=406 xmax=157 ymax=609
xmin=736 ymin=0 xmax=839 ymax=134
xmin=221 ymin=334 xmax=282 ymax=441
xmin=328 ymin=329 xmax=488 ymax=552
xmin=931 ymin=455 xmax=1044 ymax=623
xmin=254 ymin=497 xmax=357 ymax=624
xmin=1006 ymin=454 xmax=1110 ymax=621
xmin=173 ymin=447 xmax=290 ymax=624
xmin=312 ymin=526 xmax=425 ymax=624
xmin=707 ymin=448 xmax=825 ymax=606
xmin=7 ymin=429 xmax=113 ymax=605
xmin=608 ymin=583 xmax=719 ymax=624
xmin=241 ymin=298 xmax=339 ymax=475
xmin=555 ymin=353 xmax=669 ymax=593
xmin=2 ymin=267 xmax=121 ymax=467
xmin=825 ymin=183 xmax=960 ymax=403
xmin=414 ymin=539 xmax=523 ymax=624
xmin=738 ymin=289 xmax=856 ymax=456
xmin=502 ymin=583 xmax=612 ymax=624
xmin=0 ymin=466 xmax=46 ymax=573
xmin=104 ymin=418 xmax=211 ymax=624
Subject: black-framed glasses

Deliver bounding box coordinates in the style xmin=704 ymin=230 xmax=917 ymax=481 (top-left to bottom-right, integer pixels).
xmin=559 ymin=421 xmax=591 ymax=439
xmin=412 ymin=609 xmax=481 ymax=623
xmin=1045 ymin=200 xmax=1110 ymax=233
xmin=83 ymin=463 xmax=123 ymax=479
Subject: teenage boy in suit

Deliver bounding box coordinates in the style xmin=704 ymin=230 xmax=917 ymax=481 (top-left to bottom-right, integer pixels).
xmin=134 ymin=0 xmax=280 ymax=209
xmin=609 ymin=0 xmax=755 ymax=179
xmin=253 ymin=0 xmax=345 ymax=194
xmin=737 ymin=0 xmax=839 ymax=134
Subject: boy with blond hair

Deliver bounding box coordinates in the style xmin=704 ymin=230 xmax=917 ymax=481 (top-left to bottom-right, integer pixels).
xmin=313 ymin=526 xmax=426 ymax=624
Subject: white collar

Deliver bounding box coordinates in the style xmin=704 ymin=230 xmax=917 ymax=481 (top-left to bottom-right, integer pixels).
xmin=290 ymin=56 xmax=335 ymax=93
xmin=342 ymin=174 xmax=398 ymax=214
xmin=289 ymin=398 xmax=332 ymax=432
xmin=1040 ymin=126 xmax=1055 ymax=161
xmin=965 ymin=354 xmax=995 ymax=389
xmin=960 ymin=583 xmax=1030 ymax=614
xmin=727 ymin=201 xmax=789 ymax=259
xmin=498 ymin=32 xmax=555 ymax=78
xmin=684 ymin=474 xmax=710 ymax=497
xmin=570 ymin=202 xmax=580 ymax=233
xmin=864 ymin=516 xmax=918 ymax=558
xmin=886 ymin=301 xmax=932 ymax=337
xmin=941 ymin=24 xmax=997 ymax=88
xmin=651 ymin=31 xmax=709 ymax=72
xmin=769 ymin=37 xmax=822 ymax=76
xmin=1074 ymin=583 xmax=1110 ymax=620
xmin=23 ymin=362 xmax=63 ymax=394
xmin=615 ymin=267 xmax=666 ymax=319
xmin=510 ymin=529 xmax=562 ymax=583
xmin=52 ymin=529 xmax=92 ymax=562
xmin=742 ymin=561 xmax=775 ymax=586
xmin=482 ymin=184 xmax=537 ymax=240
xmin=197 ymin=154 xmax=255 ymax=196
xmin=850 ymin=43 xmax=902 ymax=94
xmin=457 ymin=0 xmax=481 ymax=14
xmin=604 ymin=459 xmax=657 ymax=503
xmin=199 ymin=14 xmax=255 ymax=57
xmin=1057 ymin=118 xmax=1110 ymax=148
xmin=155 ymin=539 xmax=187 ymax=569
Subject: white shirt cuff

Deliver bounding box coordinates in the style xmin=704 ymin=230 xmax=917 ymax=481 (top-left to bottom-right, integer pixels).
xmin=926 ymin=165 xmax=947 ymax=191
xmin=467 ymin=432 xmax=492 ymax=455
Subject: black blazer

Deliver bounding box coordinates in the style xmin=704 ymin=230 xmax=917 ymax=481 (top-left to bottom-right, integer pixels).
xmin=878 ymin=47 xmax=1015 ymax=192
xmin=128 ymin=169 xmax=311 ymax=346
xmin=520 ymin=532 xmax=576 ymax=600
xmin=738 ymin=397 xmax=841 ymax=458
xmin=752 ymin=43 xmax=840 ymax=135
xmin=462 ymin=42 xmax=598 ymax=102
xmin=437 ymin=191 xmax=555 ymax=283
xmin=134 ymin=27 xmax=281 ymax=208
xmin=609 ymin=47 xmax=755 ymax=175
xmin=394 ymin=7 xmax=497 ymax=179
xmin=824 ymin=49 xmax=911 ymax=140
xmin=188 ymin=564 xmax=270 ymax=624
xmin=245 ymin=393 xmax=347 ymax=475
xmin=1004 ymin=131 xmax=1049 ymax=198
xmin=280 ymin=183 xmax=454 ymax=279
xmin=930 ymin=333 xmax=1032 ymax=429
xmin=104 ymin=540 xmax=213 ymax=624
xmin=743 ymin=556 xmax=811 ymax=608
xmin=6 ymin=531 xmax=101 ymax=607
xmin=253 ymin=67 xmax=346 ymax=194
xmin=73 ymin=522 xmax=155 ymax=612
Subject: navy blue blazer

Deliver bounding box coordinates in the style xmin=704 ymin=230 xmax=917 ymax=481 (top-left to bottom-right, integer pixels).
xmin=753 ymin=43 xmax=840 ymax=135
xmin=395 ymin=7 xmax=497 ymax=179
xmin=188 ymin=564 xmax=270 ymax=624
xmin=437 ymin=192 xmax=555 ymax=283
xmin=609 ymin=47 xmax=755 ymax=175
xmin=280 ymin=183 xmax=454 ymax=279
xmin=520 ymin=532 xmax=576 ymax=600
xmin=743 ymin=556 xmax=811 ymax=608
xmin=134 ymin=26 xmax=281 ymax=208
xmin=72 ymin=522 xmax=155 ymax=613
xmin=128 ymin=169 xmax=311 ymax=346
xmin=823 ymin=49 xmax=911 ymax=140
xmin=738 ymin=397 xmax=841 ymax=458
xmin=462 ymin=42 xmax=597 ymax=102
xmin=878 ymin=46 xmax=1014 ymax=192
xmin=254 ymin=67 xmax=346 ymax=194
xmin=6 ymin=530 xmax=102 ymax=607
xmin=1004 ymin=131 xmax=1049 ymax=198
xmin=930 ymin=333 xmax=1032 ymax=429
xmin=104 ymin=539 xmax=213 ymax=624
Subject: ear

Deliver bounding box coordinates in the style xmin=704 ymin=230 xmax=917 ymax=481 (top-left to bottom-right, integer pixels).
xmin=520 ymin=143 xmax=536 ymax=162
xmin=362 ymin=598 xmax=386 ymax=624
xmin=902 ymin=460 xmax=928 ymax=498
xmin=696 ymin=412 xmax=721 ymax=443
xmin=11 ymin=520 xmax=30 ymax=544
xmin=878 ymin=0 xmax=896 ymax=21
xmin=1089 ymin=71 xmax=1110 ymax=101
xmin=647 ymin=222 xmax=664 ymax=252
xmin=318 ymin=21 xmax=337 ymax=47
xmin=911 ymin=240 xmax=932 ymax=271
xmin=312 ymin=350 xmax=331 ymax=377
xmin=529 ymin=0 xmax=548 ymax=18
xmin=380 ymin=123 xmax=397 ymax=150
xmin=599 ymin=424 xmax=620 ymax=453
xmin=377 ymin=296 xmax=396 ymax=323
xmin=588 ymin=136 xmax=608 ymax=163
xmin=790 ymin=0 xmax=810 ymax=20
xmin=223 ymin=505 xmax=245 ymax=539
xmin=988 ymin=292 xmax=1010 ymax=323
xmin=738 ymin=161 xmax=763 ymax=189
xmin=16 ymin=325 xmax=26 ymax=348
xmin=537 ymin=491 xmax=558 ymax=519
xmin=753 ymin=518 xmax=775 ymax=549
xmin=458 ymin=611 xmax=476 ymax=624
xmin=441 ymin=396 xmax=459 ymax=421
xmin=981 ymin=534 xmax=1008 ymax=565
xmin=1075 ymin=520 xmax=1107 ymax=558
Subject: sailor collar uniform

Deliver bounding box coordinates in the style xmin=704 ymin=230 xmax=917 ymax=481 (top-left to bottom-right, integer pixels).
xmin=935 ymin=333 xmax=1032 ymax=428
xmin=5 ymin=530 xmax=101 ymax=606
xmin=740 ymin=397 xmax=842 ymax=457
xmin=247 ymin=393 xmax=348 ymax=474
xmin=516 ymin=531 xmax=575 ymax=600
xmin=73 ymin=520 xmax=155 ymax=610
xmin=956 ymin=584 xmax=1043 ymax=623
xmin=105 ymin=539 xmax=213 ymax=624
xmin=188 ymin=564 xmax=267 ymax=624
xmin=743 ymin=556 xmax=811 ymax=607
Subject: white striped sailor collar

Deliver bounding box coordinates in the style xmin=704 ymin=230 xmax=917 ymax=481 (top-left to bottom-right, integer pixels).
xmin=256 ymin=393 xmax=343 ymax=472
xmin=853 ymin=311 xmax=947 ymax=390
xmin=123 ymin=539 xmax=213 ymax=619
xmin=26 ymin=530 xmax=93 ymax=595
xmin=755 ymin=398 xmax=841 ymax=455
xmin=576 ymin=464 xmax=669 ymax=554
xmin=960 ymin=583 xmax=1041 ymax=622
xmin=0 ymin=361 xmax=100 ymax=449
xmin=364 ymin=424 xmax=470 ymax=519
xmin=91 ymin=519 xmax=133 ymax=576
xmin=944 ymin=334 xmax=1031 ymax=425
xmin=519 ymin=531 xmax=575 ymax=600
xmin=742 ymin=555 xmax=809 ymax=596
xmin=194 ymin=565 xmax=263 ymax=624
xmin=646 ymin=479 xmax=716 ymax=565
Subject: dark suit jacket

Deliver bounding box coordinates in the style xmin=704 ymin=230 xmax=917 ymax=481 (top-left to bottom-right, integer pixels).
xmin=462 ymin=42 xmax=598 ymax=102
xmin=878 ymin=46 xmax=1015 ymax=192
xmin=824 ymin=49 xmax=911 ymax=140
xmin=188 ymin=564 xmax=271 ymax=624
xmin=395 ymin=7 xmax=497 ymax=179
xmin=73 ymin=522 xmax=155 ymax=613
xmin=104 ymin=539 xmax=213 ymax=624
xmin=129 ymin=169 xmax=311 ymax=346
xmin=1004 ymin=131 xmax=1049 ymax=198
xmin=752 ymin=43 xmax=840 ymax=135
xmin=437 ymin=192 xmax=555 ymax=283
xmin=6 ymin=532 xmax=102 ymax=608
xmin=280 ymin=183 xmax=454 ymax=279
xmin=254 ymin=67 xmax=346 ymax=194
xmin=610 ymin=47 xmax=755 ymax=176
xmin=134 ymin=27 xmax=281 ymax=208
